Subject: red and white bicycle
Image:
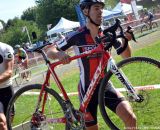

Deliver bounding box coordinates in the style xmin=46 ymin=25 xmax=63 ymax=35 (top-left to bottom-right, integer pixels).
xmin=7 ymin=19 xmax=160 ymax=130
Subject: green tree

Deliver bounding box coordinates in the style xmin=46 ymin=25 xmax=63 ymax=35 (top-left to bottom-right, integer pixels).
xmin=21 ymin=7 xmax=37 ymax=22
xmin=35 ymin=0 xmax=119 ymax=30
xmin=35 ymin=0 xmax=79 ymax=30
xmin=0 ymin=20 xmax=5 ymax=28
xmin=137 ymin=0 xmax=160 ymax=9
xmin=106 ymin=0 xmax=119 ymax=9
xmin=0 ymin=18 xmax=42 ymax=47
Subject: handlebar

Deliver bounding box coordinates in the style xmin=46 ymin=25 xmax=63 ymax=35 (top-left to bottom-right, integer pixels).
xmin=95 ymin=18 xmax=136 ymax=55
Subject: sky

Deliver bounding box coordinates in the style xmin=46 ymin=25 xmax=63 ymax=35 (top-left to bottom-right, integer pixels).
xmin=0 ymin=0 xmax=36 ymax=23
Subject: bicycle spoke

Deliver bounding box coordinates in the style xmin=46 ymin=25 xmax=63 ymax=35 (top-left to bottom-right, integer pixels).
xmin=99 ymin=57 xmax=160 ymax=129
xmin=7 ymin=85 xmax=67 ymax=130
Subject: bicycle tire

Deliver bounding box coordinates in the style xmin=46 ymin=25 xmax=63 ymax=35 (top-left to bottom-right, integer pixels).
xmin=6 ymin=84 xmax=69 ymax=130
xmin=14 ymin=67 xmax=32 ymax=87
xmin=26 ymin=69 xmax=32 ymax=81
xmin=98 ymin=57 xmax=160 ymax=130
xmin=141 ymin=24 xmax=148 ymax=33
xmin=152 ymin=22 xmax=158 ymax=29
xmin=14 ymin=67 xmax=24 ymax=87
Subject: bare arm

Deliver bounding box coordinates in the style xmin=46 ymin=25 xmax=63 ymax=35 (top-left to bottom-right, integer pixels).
xmin=117 ymin=38 xmax=132 ymax=59
xmin=47 ymin=45 xmax=70 ymax=64
xmin=0 ymin=58 xmax=14 ymax=84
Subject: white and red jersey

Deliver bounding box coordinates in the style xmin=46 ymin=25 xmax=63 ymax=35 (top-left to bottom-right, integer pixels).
xmin=57 ymin=26 xmax=103 ymax=92
xmin=0 ymin=42 xmax=14 ymax=88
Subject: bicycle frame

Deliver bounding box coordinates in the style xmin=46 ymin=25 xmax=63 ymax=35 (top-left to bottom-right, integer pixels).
xmin=34 ymin=42 xmax=139 ymax=124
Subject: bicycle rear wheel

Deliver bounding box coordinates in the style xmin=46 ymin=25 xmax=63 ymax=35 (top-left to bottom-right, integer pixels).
xmin=6 ymin=84 xmax=68 ymax=130
xmin=141 ymin=24 xmax=148 ymax=33
xmin=99 ymin=57 xmax=160 ymax=130
xmin=152 ymin=22 xmax=158 ymax=29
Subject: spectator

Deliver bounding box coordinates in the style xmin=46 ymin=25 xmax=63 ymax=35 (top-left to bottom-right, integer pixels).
xmin=0 ymin=42 xmax=14 ymax=130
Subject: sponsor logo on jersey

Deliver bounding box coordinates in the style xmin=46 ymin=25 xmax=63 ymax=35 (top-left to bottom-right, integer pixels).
xmin=4 ymin=52 xmax=13 ymax=60
xmin=0 ymin=54 xmax=3 ymax=64
xmin=82 ymin=45 xmax=97 ymax=52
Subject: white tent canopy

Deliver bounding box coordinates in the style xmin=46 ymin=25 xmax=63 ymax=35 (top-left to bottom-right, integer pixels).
xmin=47 ymin=17 xmax=80 ymax=36
xmin=113 ymin=2 xmax=143 ymax=15
xmin=103 ymin=9 xmax=122 ymax=20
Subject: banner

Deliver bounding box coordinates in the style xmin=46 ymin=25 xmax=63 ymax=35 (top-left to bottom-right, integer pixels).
xmin=120 ymin=0 xmax=131 ymax=4
xmin=75 ymin=4 xmax=86 ymax=27
xmin=130 ymin=0 xmax=139 ymax=20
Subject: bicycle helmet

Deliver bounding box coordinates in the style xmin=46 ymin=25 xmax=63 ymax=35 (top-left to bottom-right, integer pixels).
xmin=14 ymin=44 xmax=21 ymax=49
xmin=80 ymin=0 xmax=105 ymax=10
xmin=126 ymin=26 xmax=136 ymax=42
xmin=79 ymin=0 xmax=105 ymax=26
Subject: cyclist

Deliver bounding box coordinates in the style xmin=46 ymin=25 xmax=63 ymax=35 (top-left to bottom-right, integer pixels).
xmin=141 ymin=8 xmax=154 ymax=29
xmin=0 ymin=42 xmax=14 ymax=130
xmin=47 ymin=0 xmax=137 ymax=130
xmin=14 ymin=44 xmax=29 ymax=80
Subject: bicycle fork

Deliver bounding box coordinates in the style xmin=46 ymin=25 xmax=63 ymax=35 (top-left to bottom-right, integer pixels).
xmin=107 ymin=58 xmax=141 ymax=101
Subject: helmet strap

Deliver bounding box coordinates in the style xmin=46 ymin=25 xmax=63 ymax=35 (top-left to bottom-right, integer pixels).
xmin=88 ymin=16 xmax=100 ymax=26
xmin=86 ymin=7 xmax=100 ymax=27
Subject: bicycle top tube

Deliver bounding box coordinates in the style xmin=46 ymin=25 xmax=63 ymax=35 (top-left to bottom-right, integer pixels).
xmin=50 ymin=44 xmax=106 ymax=69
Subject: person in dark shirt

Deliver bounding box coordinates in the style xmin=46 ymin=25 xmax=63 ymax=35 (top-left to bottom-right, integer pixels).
xmin=0 ymin=42 xmax=14 ymax=130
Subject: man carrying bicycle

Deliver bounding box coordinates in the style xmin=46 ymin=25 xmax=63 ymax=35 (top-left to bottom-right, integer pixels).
xmin=47 ymin=0 xmax=137 ymax=130
xmin=0 ymin=42 xmax=14 ymax=130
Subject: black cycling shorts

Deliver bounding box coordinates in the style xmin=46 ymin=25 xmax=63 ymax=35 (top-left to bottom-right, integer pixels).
xmin=79 ymin=81 xmax=125 ymax=127
xmin=0 ymin=86 xmax=14 ymax=115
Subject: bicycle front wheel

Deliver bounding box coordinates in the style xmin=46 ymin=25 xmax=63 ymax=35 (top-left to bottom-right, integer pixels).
xmin=14 ymin=67 xmax=24 ymax=87
xmin=141 ymin=24 xmax=148 ymax=33
xmin=99 ymin=57 xmax=160 ymax=130
xmin=6 ymin=84 xmax=68 ymax=130
xmin=152 ymin=22 xmax=158 ymax=29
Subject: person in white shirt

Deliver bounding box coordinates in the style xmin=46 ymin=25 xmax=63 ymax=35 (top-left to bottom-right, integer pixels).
xmin=0 ymin=42 xmax=14 ymax=130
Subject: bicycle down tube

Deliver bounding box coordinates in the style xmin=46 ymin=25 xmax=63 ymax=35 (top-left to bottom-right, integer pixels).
xmin=107 ymin=57 xmax=140 ymax=100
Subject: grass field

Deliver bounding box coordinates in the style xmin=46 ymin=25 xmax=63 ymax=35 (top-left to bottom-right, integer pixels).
xmin=9 ymin=40 xmax=160 ymax=130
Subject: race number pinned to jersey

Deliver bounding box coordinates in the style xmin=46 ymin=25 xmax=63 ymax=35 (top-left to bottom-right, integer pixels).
xmin=4 ymin=51 xmax=13 ymax=60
